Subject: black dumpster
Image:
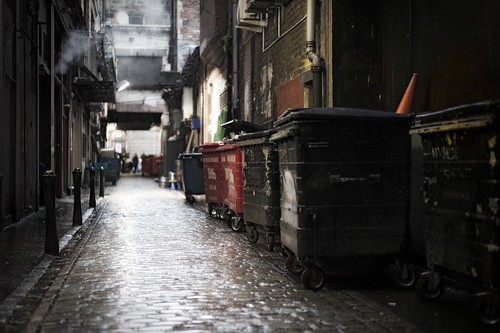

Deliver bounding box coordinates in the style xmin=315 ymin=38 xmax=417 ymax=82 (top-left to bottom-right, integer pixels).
xmin=271 ymin=107 xmax=414 ymax=290
xmin=179 ymin=152 xmax=205 ymax=203
xmin=236 ymin=129 xmax=281 ymax=251
xmin=410 ymin=101 xmax=500 ymax=325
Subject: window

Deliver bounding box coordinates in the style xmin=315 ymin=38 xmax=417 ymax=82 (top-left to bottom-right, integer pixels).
xmin=129 ymin=15 xmax=144 ymax=25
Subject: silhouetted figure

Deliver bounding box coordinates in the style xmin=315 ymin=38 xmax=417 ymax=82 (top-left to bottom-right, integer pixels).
xmin=132 ymin=154 xmax=139 ymax=173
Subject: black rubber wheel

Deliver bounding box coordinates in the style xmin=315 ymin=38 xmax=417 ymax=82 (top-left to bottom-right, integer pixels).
xmin=267 ymin=234 xmax=275 ymax=252
xmin=231 ymin=217 xmax=244 ymax=232
xmin=395 ymin=264 xmax=417 ymax=288
xmin=224 ymin=210 xmax=232 ymax=226
xmin=301 ymin=266 xmax=326 ymax=291
xmin=112 ymin=180 xmax=116 ymax=185
xmin=285 ymin=254 xmax=303 ymax=275
xmin=475 ymin=295 xmax=500 ymax=325
xmin=246 ymin=226 xmax=259 ymax=243
xmin=416 ymin=275 xmax=444 ymax=300
xmin=185 ymin=191 xmax=195 ymax=204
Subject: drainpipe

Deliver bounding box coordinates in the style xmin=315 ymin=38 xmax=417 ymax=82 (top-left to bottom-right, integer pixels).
xmin=306 ymin=0 xmax=323 ymax=107
xmin=232 ymin=0 xmax=239 ymax=119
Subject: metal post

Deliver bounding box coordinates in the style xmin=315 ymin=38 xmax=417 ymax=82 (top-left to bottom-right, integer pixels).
xmin=0 ymin=173 xmax=3 ymax=224
xmin=99 ymin=166 xmax=104 ymax=197
xmin=42 ymin=171 xmax=59 ymax=255
xmin=73 ymin=168 xmax=82 ymax=226
xmin=89 ymin=167 xmax=96 ymax=208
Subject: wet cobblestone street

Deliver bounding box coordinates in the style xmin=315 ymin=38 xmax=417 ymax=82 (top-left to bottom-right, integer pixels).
xmin=21 ymin=175 xmax=422 ymax=332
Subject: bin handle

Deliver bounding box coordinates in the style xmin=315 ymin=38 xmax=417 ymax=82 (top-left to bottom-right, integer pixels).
xmin=330 ymin=174 xmax=381 ymax=184
xmin=308 ymin=142 xmax=329 ymax=149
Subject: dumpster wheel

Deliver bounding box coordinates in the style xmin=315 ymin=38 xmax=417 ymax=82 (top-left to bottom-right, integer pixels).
xmin=267 ymin=234 xmax=275 ymax=252
xmin=207 ymin=204 xmax=215 ymax=217
xmin=231 ymin=216 xmax=245 ymax=232
xmin=185 ymin=191 xmax=196 ymax=204
xmin=416 ymin=274 xmax=444 ymax=300
xmin=246 ymin=225 xmax=259 ymax=243
xmin=285 ymin=253 xmax=304 ymax=275
xmin=222 ymin=209 xmax=232 ymax=226
xmin=475 ymin=293 xmax=500 ymax=325
xmin=301 ymin=266 xmax=326 ymax=291
xmin=394 ymin=262 xmax=417 ymax=288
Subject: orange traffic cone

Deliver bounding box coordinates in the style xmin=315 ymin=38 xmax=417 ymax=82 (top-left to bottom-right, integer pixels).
xmin=396 ymin=73 xmax=418 ymax=114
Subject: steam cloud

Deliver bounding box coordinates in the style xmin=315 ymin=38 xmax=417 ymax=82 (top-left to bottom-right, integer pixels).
xmin=55 ymin=31 xmax=86 ymax=74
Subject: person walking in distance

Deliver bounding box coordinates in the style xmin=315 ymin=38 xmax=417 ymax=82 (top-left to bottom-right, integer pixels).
xmin=132 ymin=153 xmax=139 ymax=173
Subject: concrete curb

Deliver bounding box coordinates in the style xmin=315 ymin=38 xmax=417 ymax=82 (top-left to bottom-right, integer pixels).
xmin=0 ymin=196 xmax=106 ymax=329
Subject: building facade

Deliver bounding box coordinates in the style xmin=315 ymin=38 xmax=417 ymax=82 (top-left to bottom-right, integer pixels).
xmin=1 ymin=0 xmax=115 ymax=229
xmin=190 ymin=0 xmax=500 ymax=141
xmin=104 ymin=0 xmax=199 ymax=175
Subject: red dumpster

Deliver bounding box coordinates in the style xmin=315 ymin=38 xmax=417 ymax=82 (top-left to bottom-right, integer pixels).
xmin=219 ymin=141 xmax=244 ymax=231
xmin=151 ymin=155 xmax=163 ymax=177
xmin=141 ymin=155 xmax=153 ymax=176
xmin=200 ymin=142 xmax=225 ymax=217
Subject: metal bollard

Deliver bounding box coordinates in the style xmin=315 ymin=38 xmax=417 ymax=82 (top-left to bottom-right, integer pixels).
xmin=42 ymin=171 xmax=59 ymax=255
xmin=0 ymin=173 xmax=3 ymax=222
xmin=89 ymin=167 xmax=96 ymax=208
xmin=99 ymin=167 xmax=104 ymax=197
xmin=73 ymin=168 xmax=82 ymax=226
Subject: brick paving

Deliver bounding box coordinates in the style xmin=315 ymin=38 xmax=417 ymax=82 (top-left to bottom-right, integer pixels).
xmin=2 ymin=176 xmax=424 ymax=332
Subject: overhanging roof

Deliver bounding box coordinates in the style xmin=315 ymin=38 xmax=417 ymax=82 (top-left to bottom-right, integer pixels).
xmin=75 ymin=79 xmax=116 ymax=103
xmin=105 ymin=110 xmax=162 ymax=130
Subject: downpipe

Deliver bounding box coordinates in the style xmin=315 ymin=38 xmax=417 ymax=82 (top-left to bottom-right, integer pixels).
xmin=307 ymin=0 xmax=323 ymax=108
xmin=232 ymin=0 xmax=239 ymax=119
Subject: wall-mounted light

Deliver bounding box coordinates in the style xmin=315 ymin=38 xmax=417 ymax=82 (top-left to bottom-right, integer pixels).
xmin=115 ymin=80 xmax=130 ymax=92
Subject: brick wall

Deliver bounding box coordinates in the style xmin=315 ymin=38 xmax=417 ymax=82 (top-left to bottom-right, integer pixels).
xmin=200 ymin=0 xmax=229 ymax=69
xmin=178 ymin=0 xmax=200 ymax=70
xmin=238 ymin=0 xmax=311 ymax=126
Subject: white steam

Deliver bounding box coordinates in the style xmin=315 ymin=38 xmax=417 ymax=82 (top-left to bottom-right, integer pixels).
xmin=56 ymin=31 xmax=86 ymax=74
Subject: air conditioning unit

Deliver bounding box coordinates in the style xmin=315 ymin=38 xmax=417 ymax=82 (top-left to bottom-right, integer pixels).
xmin=236 ymin=0 xmax=268 ymax=33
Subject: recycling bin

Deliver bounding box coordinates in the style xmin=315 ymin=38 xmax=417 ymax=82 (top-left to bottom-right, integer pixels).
xmin=410 ymin=101 xmax=500 ymax=325
xmin=179 ymin=152 xmax=205 ymax=203
xmin=236 ymin=129 xmax=281 ymax=251
xmin=271 ymin=107 xmax=414 ymax=290
xmin=200 ymin=142 xmax=225 ymax=217
xmin=219 ymin=141 xmax=244 ymax=232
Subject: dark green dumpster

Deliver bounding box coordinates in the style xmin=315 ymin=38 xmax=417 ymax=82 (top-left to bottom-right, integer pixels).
xmin=236 ymin=129 xmax=281 ymax=251
xmin=411 ymin=101 xmax=500 ymax=325
xmin=271 ymin=107 xmax=414 ymax=290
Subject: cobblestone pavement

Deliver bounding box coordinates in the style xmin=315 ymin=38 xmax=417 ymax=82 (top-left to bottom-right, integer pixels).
xmin=18 ymin=176 xmax=423 ymax=332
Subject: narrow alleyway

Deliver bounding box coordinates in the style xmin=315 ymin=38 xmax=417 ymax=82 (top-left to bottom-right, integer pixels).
xmin=20 ymin=175 xmax=421 ymax=332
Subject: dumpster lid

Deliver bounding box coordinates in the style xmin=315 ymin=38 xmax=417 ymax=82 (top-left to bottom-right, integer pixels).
xmin=99 ymin=148 xmax=119 ymax=159
xmin=221 ymin=119 xmax=265 ymax=135
xmin=200 ymin=142 xmax=223 ymax=148
xmin=234 ymin=128 xmax=277 ymax=146
xmin=179 ymin=152 xmax=202 ymax=158
xmin=199 ymin=142 xmax=223 ymax=153
xmin=410 ymin=101 xmax=500 ymax=134
xmin=274 ymin=107 xmax=414 ymax=127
